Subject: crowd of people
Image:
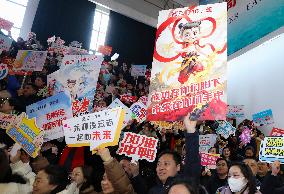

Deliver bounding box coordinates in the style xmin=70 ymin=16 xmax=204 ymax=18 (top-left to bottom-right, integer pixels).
xmin=0 ymin=30 xmax=284 ymax=194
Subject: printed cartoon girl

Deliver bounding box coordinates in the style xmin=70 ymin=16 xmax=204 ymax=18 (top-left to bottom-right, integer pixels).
xmin=67 ymin=79 xmax=77 ymax=101
xmin=177 ymin=21 xmax=204 ymax=84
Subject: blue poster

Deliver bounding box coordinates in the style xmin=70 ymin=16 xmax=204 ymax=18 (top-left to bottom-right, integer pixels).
xmin=26 ymin=91 xmax=73 ymax=141
xmin=199 ymin=0 xmax=284 ymax=56
xmin=252 ymin=109 xmax=274 ymax=126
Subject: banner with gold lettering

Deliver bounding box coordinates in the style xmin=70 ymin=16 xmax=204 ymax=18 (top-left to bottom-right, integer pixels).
xmin=147 ymin=3 xmax=227 ymax=121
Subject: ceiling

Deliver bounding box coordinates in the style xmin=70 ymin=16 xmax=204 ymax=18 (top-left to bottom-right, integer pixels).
xmin=90 ymin=0 xmax=199 ymax=27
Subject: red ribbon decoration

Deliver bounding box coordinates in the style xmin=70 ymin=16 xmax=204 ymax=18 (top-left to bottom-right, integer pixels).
xmin=153 ymin=6 xmax=227 ymax=63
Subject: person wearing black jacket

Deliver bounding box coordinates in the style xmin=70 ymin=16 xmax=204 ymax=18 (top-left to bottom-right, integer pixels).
xmin=260 ymin=160 xmax=284 ymax=194
xmin=206 ymin=158 xmax=228 ymax=194
xmin=148 ymin=116 xmax=201 ymax=194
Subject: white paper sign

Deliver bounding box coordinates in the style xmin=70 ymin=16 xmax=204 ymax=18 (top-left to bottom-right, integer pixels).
xmin=63 ymin=107 xmax=125 ymax=151
xmin=108 ymin=98 xmax=132 ymax=128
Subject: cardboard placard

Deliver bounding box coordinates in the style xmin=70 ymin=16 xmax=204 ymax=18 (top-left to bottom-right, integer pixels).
xmin=63 ymin=107 xmax=124 ymax=152
xmin=117 ymin=132 xmax=158 ymax=162
xmin=26 ymin=92 xmax=73 ymax=141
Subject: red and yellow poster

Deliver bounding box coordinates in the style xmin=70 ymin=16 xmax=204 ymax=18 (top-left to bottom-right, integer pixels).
xmin=147 ymin=3 xmax=227 ymax=121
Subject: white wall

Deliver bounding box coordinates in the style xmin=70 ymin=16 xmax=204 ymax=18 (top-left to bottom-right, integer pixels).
xmin=228 ymin=30 xmax=284 ymax=135
xmin=20 ymin=0 xmax=40 ymax=39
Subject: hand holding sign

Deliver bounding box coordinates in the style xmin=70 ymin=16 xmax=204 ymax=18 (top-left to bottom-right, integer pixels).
xmin=95 ymin=147 xmax=112 ymax=163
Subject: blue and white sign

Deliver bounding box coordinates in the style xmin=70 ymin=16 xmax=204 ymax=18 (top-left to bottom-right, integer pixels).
xmin=26 ymin=92 xmax=73 ymax=141
xmin=131 ymin=65 xmax=147 ymax=76
xmin=0 ymin=63 xmax=8 ymax=80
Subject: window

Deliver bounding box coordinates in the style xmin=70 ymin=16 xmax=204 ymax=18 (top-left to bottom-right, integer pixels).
xmin=0 ymin=0 xmax=29 ymax=39
xmin=89 ymin=5 xmax=110 ymax=54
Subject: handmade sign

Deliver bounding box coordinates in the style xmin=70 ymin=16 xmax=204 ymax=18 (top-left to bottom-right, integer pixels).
xmin=120 ymin=94 xmax=137 ymax=103
xmin=0 ymin=17 xmax=13 ymax=31
xmin=117 ymin=132 xmax=158 ymax=162
xmin=63 ymin=107 xmax=124 ymax=151
xmin=55 ymin=55 xmax=103 ymax=114
xmin=240 ymin=126 xmax=251 ymax=146
xmin=199 ymin=134 xmax=217 ymax=153
xmin=0 ymin=112 xmax=25 ymax=130
xmin=0 ymin=63 xmax=8 ymax=80
xmin=72 ymin=98 xmax=91 ymax=117
xmin=131 ymin=65 xmax=147 ymax=76
xmin=200 ymin=153 xmax=220 ymax=169
xmin=67 ymin=46 xmax=88 ymax=55
xmin=47 ymin=36 xmax=69 ymax=56
xmin=138 ymin=96 xmax=148 ymax=106
xmin=227 ymin=105 xmax=244 ymax=118
xmin=270 ymin=127 xmax=284 ymax=137
xmin=151 ymin=121 xmax=184 ymax=130
xmin=47 ymin=70 xmax=64 ymax=96
xmin=252 ymin=109 xmax=274 ymax=126
xmin=26 ymin=92 xmax=73 ymax=141
xmin=6 ymin=113 xmax=44 ymax=158
xmin=0 ymin=34 xmax=13 ymax=54
xmin=259 ymin=136 xmax=284 ymax=164
xmin=98 ymin=45 xmax=112 ymax=56
xmin=108 ymin=98 xmax=133 ymax=128
xmin=14 ymin=50 xmax=48 ymax=71
xmin=130 ymin=102 xmax=147 ymax=123
xmin=216 ymin=120 xmax=236 ymax=139
xmin=147 ymin=3 xmax=227 ymax=121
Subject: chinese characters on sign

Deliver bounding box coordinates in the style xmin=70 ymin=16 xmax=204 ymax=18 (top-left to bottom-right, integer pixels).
xmin=108 ymin=98 xmax=133 ymax=129
xmin=270 ymin=128 xmax=284 ymax=137
xmin=6 ymin=114 xmax=44 ymax=158
xmin=120 ymin=94 xmax=138 ymax=103
xmin=0 ymin=112 xmax=25 ymax=130
xmin=14 ymin=50 xmax=48 ymax=71
xmin=131 ymin=65 xmax=147 ymax=77
xmin=98 ymin=45 xmax=112 ymax=56
xmin=200 ymin=152 xmax=220 ymax=169
xmin=0 ymin=17 xmax=14 ymax=31
xmin=55 ymin=55 xmax=103 ymax=113
xmin=117 ymin=132 xmax=158 ymax=162
xmin=227 ymin=105 xmax=244 ymax=118
xmin=216 ymin=120 xmax=236 ymax=139
xmin=147 ymin=3 xmax=227 ymax=121
xmin=63 ymin=107 xmax=125 ymax=152
xmin=0 ymin=34 xmax=13 ymax=54
xmin=259 ymin=136 xmax=284 ymax=164
xmin=240 ymin=126 xmax=251 ymax=146
xmin=252 ymin=109 xmax=274 ymax=126
xmin=26 ymin=92 xmax=73 ymax=141
xmin=199 ymin=134 xmax=217 ymax=153
xmin=130 ymin=102 xmax=147 ymax=123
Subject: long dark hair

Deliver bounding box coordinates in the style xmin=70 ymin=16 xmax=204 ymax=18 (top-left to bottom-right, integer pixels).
xmin=78 ymin=165 xmax=93 ymax=193
xmin=0 ymin=148 xmax=26 ymax=184
xmin=230 ymin=162 xmax=257 ymax=194
xmin=43 ymin=165 xmax=69 ymax=194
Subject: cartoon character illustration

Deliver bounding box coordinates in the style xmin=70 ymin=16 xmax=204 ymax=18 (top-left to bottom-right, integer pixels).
xmin=32 ymin=131 xmax=44 ymax=148
xmin=177 ymin=21 xmax=204 ymax=84
xmin=66 ymin=79 xmax=77 ymax=101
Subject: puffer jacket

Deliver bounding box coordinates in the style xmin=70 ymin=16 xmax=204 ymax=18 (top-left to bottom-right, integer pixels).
xmin=216 ymin=186 xmax=261 ymax=194
xmin=102 ymin=158 xmax=136 ymax=194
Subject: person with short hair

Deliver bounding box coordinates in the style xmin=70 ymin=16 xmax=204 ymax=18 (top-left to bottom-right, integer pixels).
xmin=148 ymin=115 xmax=201 ymax=194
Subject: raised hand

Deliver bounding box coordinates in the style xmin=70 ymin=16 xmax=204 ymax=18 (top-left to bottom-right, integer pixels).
xmin=183 ymin=112 xmax=197 ymax=133
xmin=95 ymin=147 xmax=112 ymax=162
